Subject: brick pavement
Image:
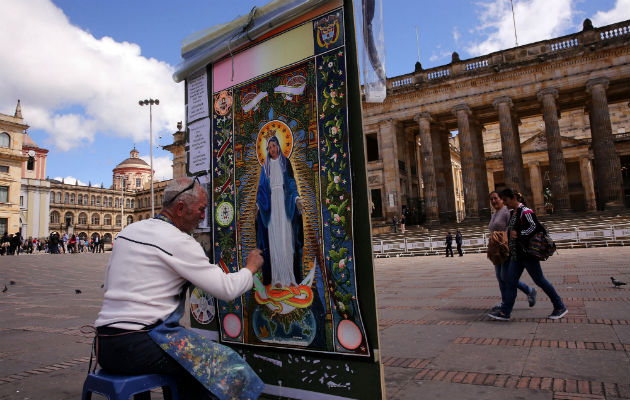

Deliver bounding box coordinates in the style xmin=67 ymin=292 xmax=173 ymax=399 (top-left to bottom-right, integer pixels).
xmin=0 ymin=247 xmax=628 ymax=399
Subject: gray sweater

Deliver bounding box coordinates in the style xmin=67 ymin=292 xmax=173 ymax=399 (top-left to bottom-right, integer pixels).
xmin=488 ymin=206 xmax=510 ymax=233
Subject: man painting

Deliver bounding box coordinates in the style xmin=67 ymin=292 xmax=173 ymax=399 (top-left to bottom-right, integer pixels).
xmin=255 ymin=135 xmax=304 ymax=288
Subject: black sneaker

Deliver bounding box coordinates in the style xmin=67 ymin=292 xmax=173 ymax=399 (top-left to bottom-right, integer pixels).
xmin=528 ymin=287 xmax=537 ymax=307
xmin=548 ymin=307 xmax=568 ymax=319
xmin=491 ymin=304 xmax=502 ymax=312
xmin=488 ymin=310 xmax=510 ymax=321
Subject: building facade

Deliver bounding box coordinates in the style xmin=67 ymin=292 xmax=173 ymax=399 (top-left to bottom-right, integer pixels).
xmin=362 ymin=19 xmax=630 ymax=222
xmin=20 ymin=133 xmax=50 ymax=239
xmin=0 ymin=101 xmax=28 ymax=235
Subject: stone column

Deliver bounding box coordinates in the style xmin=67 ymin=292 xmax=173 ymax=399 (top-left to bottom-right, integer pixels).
xmin=430 ymin=125 xmax=448 ymax=222
xmin=487 ymin=168 xmax=495 ymax=193
xmin=438 ymin=126 xmax=457 ymax=221
xmin=493 ymin=96 xmax=526 ymax=194
xmin=471 ymin=121 xmax=491 ymax=219
xmin=586 ymin=78 xmax=624 ymax=208
xmin=415 ymin=134 xmax=424 ymax=201
xmin=415 ymin=113 xmax=439 ymax=224
xmin=528 ymin=161 xmax=545 ymax=214
xmin=403 ymin=128 xmax=415 ymax=202
xmin=537 ymin=88 xmax=571 ymax=212
xmin=378 ymin=118 xmax=401 ymax=219
xmin=453 ymin=104 xmax=479 ymax=220
xmin=579 ymin=156 xmax=597 ymax=211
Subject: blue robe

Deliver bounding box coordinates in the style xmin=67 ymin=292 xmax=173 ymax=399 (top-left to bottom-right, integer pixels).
xmin=255 ymin=158 xmax=303 ymax=286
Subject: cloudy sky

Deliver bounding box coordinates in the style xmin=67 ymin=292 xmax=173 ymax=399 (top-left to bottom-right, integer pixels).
xmin=0 ymin=0 xmax=626 ymax=187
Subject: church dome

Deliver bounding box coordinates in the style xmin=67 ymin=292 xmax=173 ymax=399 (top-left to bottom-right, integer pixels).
xmin=114 ymin=148 xmax=150 ymax=170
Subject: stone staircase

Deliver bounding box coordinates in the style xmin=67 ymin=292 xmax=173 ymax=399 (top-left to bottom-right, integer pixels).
xmin=371 ymin=210 xmax=630 ymax=258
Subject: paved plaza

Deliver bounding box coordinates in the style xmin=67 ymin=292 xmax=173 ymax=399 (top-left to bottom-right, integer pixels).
xmin=0 ymin=247 xmax=628 ymax=399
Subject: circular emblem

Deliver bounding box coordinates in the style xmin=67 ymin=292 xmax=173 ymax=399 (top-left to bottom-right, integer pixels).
xmin=214 ymin=90 xmax=233 ymax=116
xmin=215 ymin=201 xmax=234 ymax=227
xmin=256 ymin=120 xmax=293 ymax=166
xmin=190 ymin=287 xmax=215 ymax=325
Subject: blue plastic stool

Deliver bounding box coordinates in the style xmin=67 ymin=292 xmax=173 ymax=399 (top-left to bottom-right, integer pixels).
xmin=81 ymin=369 xmax=179 ymax=400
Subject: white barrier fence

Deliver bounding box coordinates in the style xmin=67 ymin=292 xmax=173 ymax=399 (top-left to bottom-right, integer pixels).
xmin=373 ymin=226 xmax=630 ymax=255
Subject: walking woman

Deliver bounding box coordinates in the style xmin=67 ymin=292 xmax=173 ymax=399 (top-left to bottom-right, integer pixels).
xmin=488 ymin=188 xmax=567 ymax=321
xmin=487 ymin=191 xmax=536 ymax=312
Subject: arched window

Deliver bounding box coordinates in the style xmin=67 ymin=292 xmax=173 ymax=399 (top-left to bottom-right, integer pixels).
xmin=131 ymin=199 xmax=135 ymax=208
xmin=77 ymin=194 xmax=82 ymax=204
xmin=91 ymin=213 xmax=100 ymax=225
xmin=103 ymin=214 xmax=112 ymax=225
xmin=64 ymin=212 xmax=74 ymax=226
xmin=56 ymin=192 xmax=61 ymax=203
xmin=115 ymin=215 xmax=122 ymax=226
xmin=127 ymin=215 xmax=133 ymax=225
xmin=108 ymin=197 xmax=113 ymax=207
xmin=64 ymin=193 xmax=69 ymax=204
xmin=84 ymin=195 xmax=88 ymax=205
xmin=70 ymin=194 xmax=75 ymax=204
xmin=51 ymin=191 xmax=55 ymax=203
xmin=0 ymin=132 xmax=9 ymax=148
xmin=115 ymin=198 xmax=119 ymax=208
xmin=78 ymin=212 xmax=87 ymax=225
xmin=91 ymin=195 xmax=95 ymax=206
xmin=50 ymin=211 xmax=60 ymax=223
xmin=96 ymin=196 xmax=101 ymax=206
xmin=138 ymin=215 xmax=143 ymax=221
xmin=27 ymin=156 xmax=35 ymax=170
xmin=126 ymin=198 xmax=130 ymax=208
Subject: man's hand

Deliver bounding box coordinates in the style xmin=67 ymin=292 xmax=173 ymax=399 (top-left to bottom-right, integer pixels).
xmin=245 ymin=248 xmax=264 ymax=274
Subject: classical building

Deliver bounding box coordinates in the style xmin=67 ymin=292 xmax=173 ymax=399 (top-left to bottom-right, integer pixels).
xmin=0 ymin=101 xmax=28 ymax=235
xmin=362 ymin=19 xmax=630 ymax=223
xmin=20 ymin=133 xmax=50 ymax=239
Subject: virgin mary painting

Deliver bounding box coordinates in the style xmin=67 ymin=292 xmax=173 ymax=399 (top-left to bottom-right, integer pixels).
xmin=255 ymin=135 xmax=304 ymax=288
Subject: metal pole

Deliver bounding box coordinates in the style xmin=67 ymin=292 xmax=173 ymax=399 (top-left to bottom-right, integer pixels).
xmin=120 ymin=177 xmax=124 ymax=229
xmin=150 ymin=104 xmax=155 ymax=217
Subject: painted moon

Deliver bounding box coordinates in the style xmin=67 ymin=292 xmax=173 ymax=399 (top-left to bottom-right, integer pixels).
xmin=336 ymin=319 xmax=362 ymax=350
xmin=256 ymin=120 xmax=293 ymax=166
xmin=223 ymin=313 xmax=242 ymax=338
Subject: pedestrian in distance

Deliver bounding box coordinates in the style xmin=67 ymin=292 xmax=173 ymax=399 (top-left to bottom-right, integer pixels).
xmin=400 ymin=212 xmax=406 ymax=234
xmin=445 ymin=232 xmax=454 ymax=257
xmin=94 ymin=177 xmax=265 ymax=399
xmin=455 ymin=230 xmax=463 ymax=256
xmin=488 ymin=188 xmax=567 ymax=321
xmin=486 ymin=190 xmax=536 ymax=312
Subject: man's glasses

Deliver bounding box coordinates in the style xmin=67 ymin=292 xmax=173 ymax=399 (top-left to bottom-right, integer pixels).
xmin=164 ymin=176 xmax=200 ymax=206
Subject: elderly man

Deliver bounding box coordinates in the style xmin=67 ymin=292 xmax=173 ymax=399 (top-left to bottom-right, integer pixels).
xmin=95 ymin=177 xmax=264 ymax=399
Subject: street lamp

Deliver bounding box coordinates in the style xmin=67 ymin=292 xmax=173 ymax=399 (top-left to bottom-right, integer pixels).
xmin=117 ymin=175 xmax=125 ymax=229
xmin=139 ymin=98 xmax=159 ymax=217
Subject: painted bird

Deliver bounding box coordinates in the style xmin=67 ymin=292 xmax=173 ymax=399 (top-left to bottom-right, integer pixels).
xmin=9 ymin=280 xmax=15 ymax=285
xmin=2 ymin=285 xmax=7 ymax=293
xmin=611 ymin=277 xmax=627 ymax=288
xmin=75 ymin=289 xmax=82 ymax=294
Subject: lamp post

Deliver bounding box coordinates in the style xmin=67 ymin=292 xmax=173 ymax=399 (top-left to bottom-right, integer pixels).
xmin=118 ymin=175 xmax=125 ymax=230
xmin=139 ymin=98 xmax=159 ymax=217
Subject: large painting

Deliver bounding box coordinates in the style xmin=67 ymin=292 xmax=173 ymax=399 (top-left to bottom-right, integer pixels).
xmin=205 ymin=9 xmax=370 ymax=357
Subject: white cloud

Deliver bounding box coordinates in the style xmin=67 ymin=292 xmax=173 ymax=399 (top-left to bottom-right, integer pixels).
xmin=591 ymin=0 xmax=630 ymax=26
xmin=140 ymin=155 xmax=173 ymax=182
xmin=53 ymin=176 xmax=89 ymax=186
xmin=467 ymin=0 xmax=574 ymax=56
xmin=0 ymin=0 xmax=184 ymax=151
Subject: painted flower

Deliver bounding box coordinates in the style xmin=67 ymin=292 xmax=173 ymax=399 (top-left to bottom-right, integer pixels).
xmin=338 ymin=51 xmax=343 ymax=56
xmin=330 ymin=90 xmax=337 ymax=98
xmin=331 ymin=126 xmax=338 ymax=135
xmin=333 ymin=214 xmax=341 ymax=223
xmin=331 ymin=153 xmax=338 ymax=161
xmin=328 ymin=62 xmax=333 ymax=68
xmin=339 ymin=195 xmax=344 ymax=200
xmin=339 ymin=258 xmax=346 ymax=268
xmin=333 ymin=175 xmax=341 ymax=184
xmin=325 ymin=198 xmax=330 ymax=204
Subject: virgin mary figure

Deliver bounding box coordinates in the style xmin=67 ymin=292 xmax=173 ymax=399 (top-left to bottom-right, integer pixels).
xmin=255 ymin=135 xmax=304 ymax=288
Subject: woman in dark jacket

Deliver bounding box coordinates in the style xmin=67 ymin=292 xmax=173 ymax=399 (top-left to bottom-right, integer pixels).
xmin=488 ymin=188 xmax=567 ymax=321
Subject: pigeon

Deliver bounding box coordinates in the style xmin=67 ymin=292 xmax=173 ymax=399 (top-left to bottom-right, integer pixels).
xmin=2 ymin=285 xmax=7 ymax=293
xmin=9 ymin=280 xmax=15 ymax=285
xmin=611 ymin=277 xmax=627 ymax=288
xmin=75 ymin=289 xmax=82 ymax=294
xmin=100 ymin=284 xmax=104 ymax=288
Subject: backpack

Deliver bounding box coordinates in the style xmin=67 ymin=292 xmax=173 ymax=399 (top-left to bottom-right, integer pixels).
xmin=525 ymin=223 xmax=556 ymax=261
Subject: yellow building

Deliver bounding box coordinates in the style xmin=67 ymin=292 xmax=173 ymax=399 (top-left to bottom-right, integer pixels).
xmin=0 ymin=101 xmax=28 ymax=235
